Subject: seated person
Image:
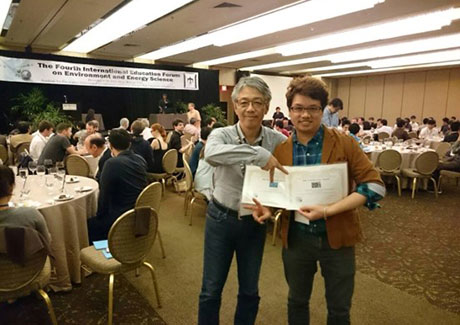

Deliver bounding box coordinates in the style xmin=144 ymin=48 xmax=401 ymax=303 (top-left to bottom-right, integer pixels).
xmin=38 ymin=122 xmax=84 ymax=165
xmin=429 ymin=141 xmax=460 ymax=192
xmin=440 ymin=117 xmax=450 ymax=135
xmin=141 ymin=119 xmax=153 ymax=141
xmin=183 ymin=118 xmax=201 ymax=141
xmin=130 ymin=120 xmax=155 ymax=172
xmin=0 ymin=165 xmax=51 ymax=246
xmin=359 ymin=121 xmax=373 ymax=137
xmin=87 ymin=129 xmax=147 ymax=241
xmin=168 ymin=119 xmax=190 ymax=168
xmin=274 ymin=120 xmax=290 ymax=137
xmin=205 ymin=117 xmax=217 ymax=129
xmin=72 ymin=121 xmax=86 ymax=145
xmin=29 ymin=120 xmax=54 ymax=160
xmin=78 ymin=120 xmax=100 ymax=149
xmin=443 ymin=121 xmax=459 ymax=143
xmin=392 ymin=119 xmax=409 ymax=141
xmin=349 ymin=123 xmax=363 ymax=148
xmin=419 ymin=119 xmax=439 ymax=139
xmin=189 ymin=127 xmax=212 ymax=178
xmin=150 ymin=123 xmax=169 ymax=173
xmin=84 ymin=134 xmax=111 ymax=182
xmin=9 ymin=121 xmax=32 ymax=153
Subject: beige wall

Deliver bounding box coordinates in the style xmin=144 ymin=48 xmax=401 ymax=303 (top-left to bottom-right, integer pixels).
xmin=328 ymin=67 xmax=460 ymax=124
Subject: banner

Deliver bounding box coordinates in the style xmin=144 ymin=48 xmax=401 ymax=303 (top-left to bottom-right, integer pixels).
xmin=0 ymin=56 xmax=199 ymax=90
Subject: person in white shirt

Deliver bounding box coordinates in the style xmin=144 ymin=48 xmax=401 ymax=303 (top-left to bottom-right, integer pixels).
xmin=140 ymin=118 xmax=153 ymax=141
xmin=410 ymin=115 xmax=419 ymax=132
xmin=419 ymin=119 xmax=439 ymax=139
xmin=375 ymin=119 xmax=392 ymax=136
xmin=29 ymin=120 xmax=54 ymax=160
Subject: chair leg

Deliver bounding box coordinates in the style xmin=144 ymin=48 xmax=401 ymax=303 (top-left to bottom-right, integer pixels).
xmin=135 ymin=267 xmax=140 ymax=277
xmin=189 ymin=196 xmax=197 ymax=226
xmin=161 ymin=179 xmax=166 ymax=196
xmin=395 ymin=175 xmax=401 ymax=197
xmin=431 ymin=177 xmax=438 ymax=198
xmin=438 ymin=175 xmax=443 ymax=192
xmin=36 ymin=289 xmax=57 ymax=325
xmin=411 ymin=178 xmax=417 ymax=199
xmin=143 ymin=262 xmax=162 ymax=308
xmin=157 ymin=231 xmax=166 ymax=259
xmin=108 ymin=273 xmax=114 ymax=325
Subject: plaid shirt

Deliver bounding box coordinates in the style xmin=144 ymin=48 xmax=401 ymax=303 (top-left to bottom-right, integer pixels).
xmin=292 ymin=126 xmax=327 ymax=234
xmin=292 ymin=126 xmax=383 ymax=235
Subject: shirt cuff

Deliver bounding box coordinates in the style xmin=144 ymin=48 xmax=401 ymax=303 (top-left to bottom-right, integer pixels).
xmin=356 ymin=182 xmax=385 ymax=210
xmin=253 ymin=147 xmax=272 ymax=167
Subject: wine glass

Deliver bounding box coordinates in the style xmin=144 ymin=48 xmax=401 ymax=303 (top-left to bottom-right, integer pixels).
xmin=18 ymin=167 xmax=29 ymax=199
xmin=28 ymin=160 xmax=37 ymax=175
xmin=44 ymin=159 xmax=54 ymax=173
xmin=19 ymin=167 xmax=28 ymax=179
xmin=45 ymin=175 xmax=54 ymax=195
xmin=37 ymin=165 xmax=46 ymax=186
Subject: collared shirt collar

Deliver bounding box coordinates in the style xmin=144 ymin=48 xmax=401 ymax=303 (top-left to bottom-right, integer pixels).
xmin=292 ymin=125 xmax=324 ymax=147
xmin=236 ymin=122 xmax=264 ymax=145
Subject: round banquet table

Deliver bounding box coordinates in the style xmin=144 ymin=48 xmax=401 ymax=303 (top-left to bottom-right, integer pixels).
xmin=11 ymin=174 xmax=98 ymax=291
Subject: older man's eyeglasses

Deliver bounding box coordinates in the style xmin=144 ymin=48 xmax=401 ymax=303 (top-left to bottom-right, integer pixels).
xmin=290 ymin=105 xmax=323 ymax=115
xmin=237 ymin=99 xmax=265 ymax=109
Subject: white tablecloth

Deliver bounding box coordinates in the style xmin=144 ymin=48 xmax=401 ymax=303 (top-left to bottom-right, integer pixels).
xmin=12 ymin=175 xmax=98 ymax=291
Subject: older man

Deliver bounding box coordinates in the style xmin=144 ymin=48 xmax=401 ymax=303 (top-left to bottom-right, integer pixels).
xmin=198 ymin=76 xmax=287 ymax=325
xmin=84 ymin=134 xmax=111 ymax=182
xmin=253 ymin=76 xmax=385 ymax=324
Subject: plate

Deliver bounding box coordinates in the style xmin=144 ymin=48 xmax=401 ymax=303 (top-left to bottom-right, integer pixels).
xmin=54 ymin=194 xmax=74 ymax=201
xmin=66 ymin=176 xmax=79 ymax=184
xmin=75 ymin=186 xmax=93 ymax=193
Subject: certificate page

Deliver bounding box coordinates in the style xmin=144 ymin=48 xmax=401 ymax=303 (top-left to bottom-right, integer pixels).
xmin=241 ymin=163 xmax=348 ymax=210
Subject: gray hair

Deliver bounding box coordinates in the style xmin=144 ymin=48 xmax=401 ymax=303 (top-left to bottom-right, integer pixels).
xmin=231 ymin=76 xmax=272 ymax=104
xmin=142 ymin=118 xmax=150 ymax=128
xmin=120 ymin=117 xmax=129 ymax=128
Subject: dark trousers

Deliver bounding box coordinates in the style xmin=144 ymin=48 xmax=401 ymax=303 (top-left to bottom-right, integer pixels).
xmin=282 ymin=225 xmax=355 ymax=325
xmin=198 ymin=200 xmax=267 ymax=325
xmin=87 ymin=216 xmax=112 ymax=242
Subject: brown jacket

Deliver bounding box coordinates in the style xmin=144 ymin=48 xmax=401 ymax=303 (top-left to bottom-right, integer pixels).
xmin=273 ymin=127 xmax=383 ymax=249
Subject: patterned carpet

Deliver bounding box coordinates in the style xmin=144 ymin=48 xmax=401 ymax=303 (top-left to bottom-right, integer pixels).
xmin=0 ymin=273 xmax=166 ymax=324
xmin=356 ymin=181 xmax=460 ymax=314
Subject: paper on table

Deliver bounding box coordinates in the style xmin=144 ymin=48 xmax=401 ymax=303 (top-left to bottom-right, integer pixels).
xmin=241 ymin=163 xmax=348 ymax=210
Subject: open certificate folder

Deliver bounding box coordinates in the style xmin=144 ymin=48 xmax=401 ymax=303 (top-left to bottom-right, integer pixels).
xmin=241 ymin=163 xmax=348 ymax=210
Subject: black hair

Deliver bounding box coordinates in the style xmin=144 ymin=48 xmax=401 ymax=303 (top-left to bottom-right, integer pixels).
xmin=200 ymin=127 xmax=212 ymax=141
xmin=0 ymin=165 xmax=15 ymax=198
xmin=89 ymin=136 xmax=106 ymax=148
xmin=38 ymin=120 xmax=54 ymax=133
xmin=442 ymin=117 xmax=450 ymax=123
xmin=381 ymin=119 xmax=388 ymax=126
xmin=423 ymin=118 xmax=429 ymax=124
xmin=349 ymin=123 xmax=360 ymax=135
xmin=275 ymin=120 xmax=284 ymax=128
xmin=17 ymin=121 xmax=30 ymax=134
xmin=172 ymin=119 xmax=184 ymax=127
xmin=108 ymin=128 xmax=131 ymax=151
xmin=451 ymin=121 xmax=460 ymax=132
xmin=396 ymin=120 xmax=405 ymax=128
xmin=363 ymin=121 xmax=371 ymax=130
xmin=329 ymin=98 xmax=343 ymax=109
xmin=427 ymin=119 xmax=436 ymax=126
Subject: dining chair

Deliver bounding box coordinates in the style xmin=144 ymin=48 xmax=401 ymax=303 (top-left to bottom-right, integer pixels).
xmin=376 ymin=149 xmax=402 ymax=196
xmin=65 ymin=154 xmax=91 ymax=177
xmin=377 ymin=132 xmax=390 ymax=141
xmin=401 ymin=151 xmax=439 ymax=199
xmin=0 ymin=145 xmax=8 ymax=164
xmin=165 ymin=131 xmax=173 ymax=144
xmin=80 ymin=208 xmax=161 ymax=325
xmin=135 ymin=182 xmax=165 ymax=258
xmin=435 ymin=142 xmax=451 ymax=159
xmin=183 ymin=158 xmax=207 ymax=226
xmin=147 ymin=149 xmax=178 ymax=193
xmin=271 ymin=209 xmax=283 ymax=246
xmin=438 ymin=170 xmax=460 ymax=192
xmin=14 ymin=142 xmax=30 ymax=164
xmin=0 ymin=227 xmax=57 ymax=325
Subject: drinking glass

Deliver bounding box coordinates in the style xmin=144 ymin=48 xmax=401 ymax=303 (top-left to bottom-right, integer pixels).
xmin=37 ymin=165 xmax=46 ymax=186
xmin=45 ymin=175 xmax=55 ymax=195
xmin=44 ymin=159 xmax=54 ymax=173
xmin=18 ymin=167 xmax=29 ymax=199
xmin=19 ymin=167 xmax=28 ymax=179
xmin=28 ymin=160 xmax=37 ymax=175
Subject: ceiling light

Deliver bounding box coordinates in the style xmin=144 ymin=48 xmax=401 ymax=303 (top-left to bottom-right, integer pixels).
xmin=277 ymin=8 xmax=460 ymax=56
xmin=312 ymin=60 xmax=460 ymax=78
xmin=195 ymin=48 xmax=277 ymax=66
xmin=242 ymin=32 xmax=460 ymax=71
xmin=139 ymin=0 xmax=384 ymax=60
xmin=286 ymin=49 xmax=460 ymax=74
xmin=213 ymin=0 xmax=384 ymax=46
xmin=63 ymin=0 xmax=193 ymax=53
xmin=0 ymin=0 xmax=13 ymax=30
